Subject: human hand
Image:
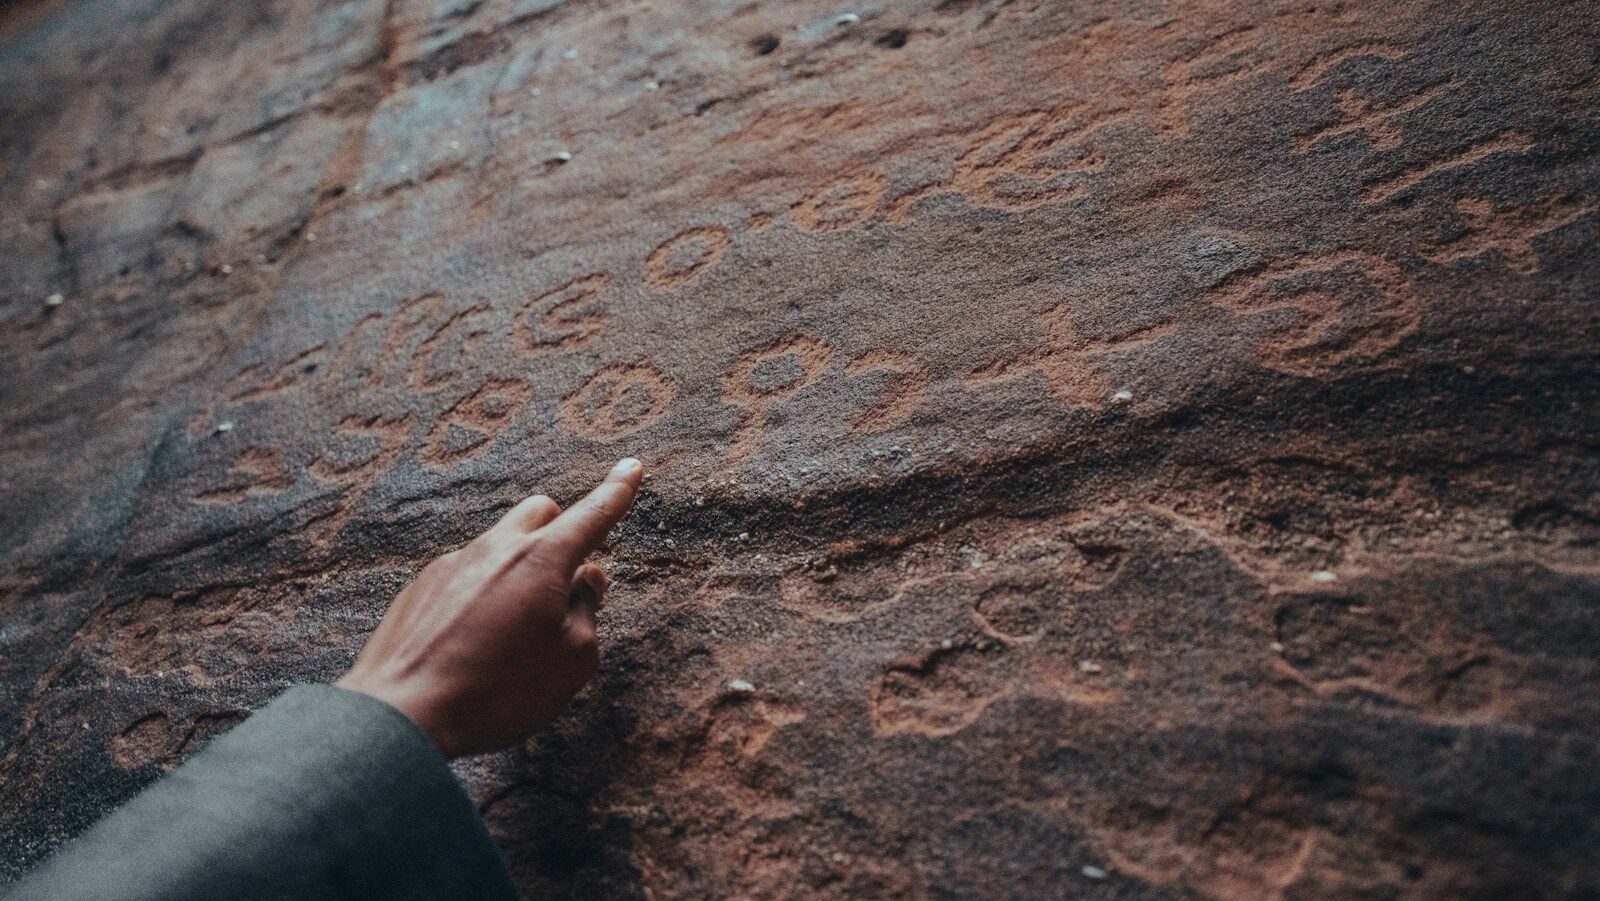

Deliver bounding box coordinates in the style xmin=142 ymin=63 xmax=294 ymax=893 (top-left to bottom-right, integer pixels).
xmin=336 ymin=458 xmax=644 ymax=758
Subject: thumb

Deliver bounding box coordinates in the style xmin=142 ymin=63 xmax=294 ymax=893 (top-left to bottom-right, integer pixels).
xmin=569 ymin=563 xmax=609 ymax=617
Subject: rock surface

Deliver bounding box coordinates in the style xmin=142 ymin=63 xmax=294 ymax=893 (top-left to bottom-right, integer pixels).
xmin=2 ymin=0 xmax=1598 ymax=896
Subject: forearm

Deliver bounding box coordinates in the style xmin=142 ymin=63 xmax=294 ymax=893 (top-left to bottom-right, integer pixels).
xmin=9 ymin=685 xmax=517 ymax=901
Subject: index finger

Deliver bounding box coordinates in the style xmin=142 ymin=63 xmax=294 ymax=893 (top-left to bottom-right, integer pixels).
xmin=539 ymin=458 xmax=644 ymax=570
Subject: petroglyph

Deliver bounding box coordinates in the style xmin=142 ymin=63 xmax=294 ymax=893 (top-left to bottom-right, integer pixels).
xmin=1158 ymin=31 xmax=1414 ymax=139
xmin=779 ymin=567 xmax=944 ymax=624
xmin=870 ymin=644 xmax=1012 ymax=738
xmin=720 ymin=334 xmax=833 ymax=469
xmin=946 ymin=106 xmax=1114 ymax=212
xmin=1273 ymin=592 xmax=1507 ymax=717
xmin=323 ymin=312 xmax=385 ymax=388
xmin=967 ymin=306 xmax=1175 ymax=407
xmin=1362 ymin=131 xmax=1534 ymax=204
xmin=369 ymin=293 xmax=447 ymax=390
xmin=1207 ymin=252 xmax=1420 ymax=375
xmin=420 ymin=378 xmax=534 ymax=468
xmin=227 ymin=345 xmax=329 ymax=404
xmin=307 ymin=414 xmax=413 ymax=485
xmin=191 ymin=294 xmax=442 ymax=435
xmin=1295 ymin=80 xmax=1456 ymax=153
xmin=966 ymin=523 xmax=1126 ymax=641
xmin=407 ymin=304 xmax=493 ymax=392
xmin=193 ymin=447 xmax=293 ymax=505
xmin=1423 ymin=195 xmax=1594 ymax=274
xmin=880 ymin=181 xmax=942 ymax=226
xmin=557 ymin=361 xmax=677 ymax=442
xmin=304 ymin=414 xmax=415 ymax=546
xmin=1154 ymin=25 xmax=1276 ymax=136
xmin=1092 ymin=782 xmax=1325 ymax=901
xmin=513 ymin=274 xmax=612 ymax=353
xmin=693 ymin=694 xmax=806 ymax=763
xmin=1286 ymin=43 xmax=1410 ymax=93
xmin=789 ymin=172 xmax=889 ymax=232
xmin=644 ymin=226 xmax=731 ymax=292
xmin=84 ymin=585 xmax=309 ymax=684
xmin=1164 ymin=25 xmax=1268 ymax=90
xmin=844 ymin=349 xmax=931 ymax=433
xmin=972 ymin=582 xmax=1050 ymax=642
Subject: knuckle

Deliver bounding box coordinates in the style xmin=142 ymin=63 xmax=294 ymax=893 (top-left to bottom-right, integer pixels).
xmin=571 ymin=625 xmax=599 ymax=657
xmin=515 ymin=533 xmax=566 ymax=569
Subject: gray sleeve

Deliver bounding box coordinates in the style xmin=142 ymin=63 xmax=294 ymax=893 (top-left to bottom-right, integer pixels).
xmin=8 ymin=684 xmax=519 ymax=901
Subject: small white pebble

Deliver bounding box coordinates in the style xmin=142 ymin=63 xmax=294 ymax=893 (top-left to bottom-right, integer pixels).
xmin=563 ymin=48 xmax=577 ymax=59
xmin=970 ymin=560 xmax=983 ymax=569
xmin=220 ymin=264 xmax=233 ymax=275
xmin=1270 ymin=641 xmax=1285 ymax=653
xmin=835 ymin=12 xmax=860 ymax=26
xmin=449 ymin=140 xmax=461 ymax=151
xmin=1311 ymin=570 xmax=1338 ymax=583
xmin=656 ymin=521 xmax=666 ymax=530
xmin=1079 ymin=660 xmax=1103 ymax=674
xmin=1082 ymin=865 xmax=1108 ymax=880
xmin=729 ymin=679 xmax=755 ymax=693
xmin=215 ymin=421 xmax=235 ymax=434
xmin=551 ymin=150 xmax=573 ymax=163
xmin=645 ymin=80 xmax=660 ymax=91
xmin=304 ymin=231 xmax=317 ymax=242
xmin=1111 ymin=389 xmax=1133 ymax=404
xmin=44 ymin=293 xmax=64 ymax=307
xmin=83 ymin=722 xmax=90 ymax=730
xmin=738 ymin=532 xmax=750 ymax=541
xmin=940 ymin=638 xmax=954 ymax=650
xmin=831 ymin=852 xmax=845 ymax=863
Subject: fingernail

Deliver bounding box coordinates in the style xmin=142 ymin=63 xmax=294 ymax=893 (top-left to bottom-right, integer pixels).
xmin=613 ymin=457 xmax=642 ymax=478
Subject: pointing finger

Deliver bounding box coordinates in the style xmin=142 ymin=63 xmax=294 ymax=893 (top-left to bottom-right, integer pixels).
xmin=541 ymin=458 xmax=643 ymax=570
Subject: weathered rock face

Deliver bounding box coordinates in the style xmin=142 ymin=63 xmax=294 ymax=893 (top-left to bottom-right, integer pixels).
xmin=2 ymin=0 xmax=1598 ymax=895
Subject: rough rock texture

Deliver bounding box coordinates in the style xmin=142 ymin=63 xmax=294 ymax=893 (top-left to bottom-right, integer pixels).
xmin=2 ymin=0 xmax=1598 ymax=896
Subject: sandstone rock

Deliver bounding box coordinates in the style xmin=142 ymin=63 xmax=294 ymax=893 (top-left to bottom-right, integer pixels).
xmin=2 ymin=0 xmax=1597 ymax=896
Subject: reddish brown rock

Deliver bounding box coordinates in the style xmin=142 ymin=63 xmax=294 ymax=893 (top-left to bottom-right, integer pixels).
xmin=2 ymin=0 xmax=1598 ymax=896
